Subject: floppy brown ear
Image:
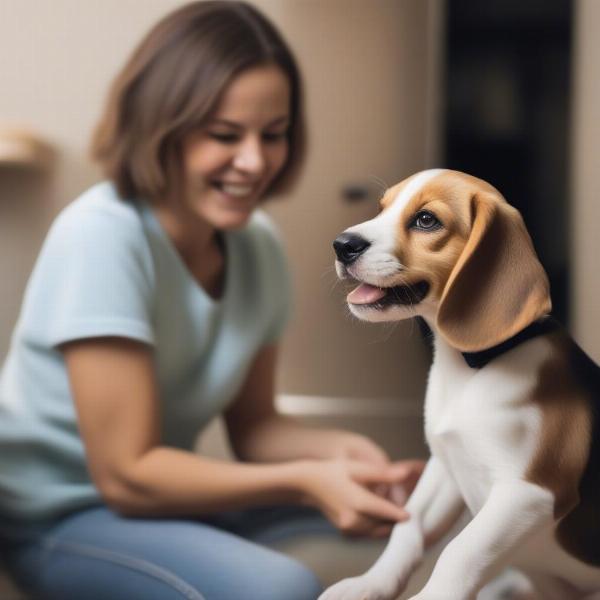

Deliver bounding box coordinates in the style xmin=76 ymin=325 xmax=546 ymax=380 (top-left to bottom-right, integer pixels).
xmin=436 ymin=193 xmax=551 ymax=352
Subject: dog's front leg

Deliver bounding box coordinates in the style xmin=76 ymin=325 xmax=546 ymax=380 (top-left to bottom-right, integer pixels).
xmin=319 ymin=457 xmax=465 ymax=600
xmin=408 ymin=480 xmax=555 ymax=600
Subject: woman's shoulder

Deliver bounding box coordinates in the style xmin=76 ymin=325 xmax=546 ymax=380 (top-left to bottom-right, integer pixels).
xmin=57 ymin=181 xmax=141 ymax=224
xmin=50 ymin=181 xmax=146 ymax=244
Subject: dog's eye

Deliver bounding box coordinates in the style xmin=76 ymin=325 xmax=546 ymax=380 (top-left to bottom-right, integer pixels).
xmin=411 ymin=211 xmax=442 ymax=231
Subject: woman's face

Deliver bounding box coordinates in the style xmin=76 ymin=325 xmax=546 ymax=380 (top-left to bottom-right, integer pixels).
xmin=180 ymin=65 xmax=291 ymax=230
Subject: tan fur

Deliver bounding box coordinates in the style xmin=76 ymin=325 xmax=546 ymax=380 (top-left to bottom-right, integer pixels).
xmin=437 ymin=191 xmax=552 ymax=352
xmin=383 ymin=171 xmax=551 ymax=352
xmin=385 ymin=174 xmax=473 ymax=302
xmin=524 ymin=331 xmax=600 ymax=567
xmin=526 ymin=332 xmax=591 ymax=520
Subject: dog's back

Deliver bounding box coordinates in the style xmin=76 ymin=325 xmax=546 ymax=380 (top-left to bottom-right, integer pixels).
xmin=552 ymin=330 xmax=600 ymax=567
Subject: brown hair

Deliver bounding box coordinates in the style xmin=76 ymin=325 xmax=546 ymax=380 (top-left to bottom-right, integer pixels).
xmin=91 ymin=1 xmax=305 ymax=202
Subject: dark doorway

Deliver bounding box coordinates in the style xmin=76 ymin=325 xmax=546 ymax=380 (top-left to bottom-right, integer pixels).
xmin=443 ymin=0 xmax=573 ymax=324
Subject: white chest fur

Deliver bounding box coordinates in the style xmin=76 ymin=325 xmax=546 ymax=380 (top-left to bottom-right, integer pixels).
xmin=424 ymin=335 xmax=552 ymax=515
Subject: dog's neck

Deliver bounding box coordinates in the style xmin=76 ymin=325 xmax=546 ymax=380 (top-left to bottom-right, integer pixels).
xmin=419 ymin=317 xmax=466 ymax=371
xmin=420 ymin=315 xmax=558 ymax=370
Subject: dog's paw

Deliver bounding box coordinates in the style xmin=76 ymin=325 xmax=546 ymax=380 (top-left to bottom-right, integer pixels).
xmin=318 ymin=575 xmax=398 ymax=600
xmin=408 ymin=587 xmax=478 ymax=600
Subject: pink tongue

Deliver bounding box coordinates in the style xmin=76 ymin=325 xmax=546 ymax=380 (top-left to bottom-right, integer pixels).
xmin=347 ymin=283 xmax=386 ymax=305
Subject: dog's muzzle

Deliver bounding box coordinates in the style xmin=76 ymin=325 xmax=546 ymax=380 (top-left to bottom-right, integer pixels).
xmin=333 ymin=232 xmax=371 ymax=265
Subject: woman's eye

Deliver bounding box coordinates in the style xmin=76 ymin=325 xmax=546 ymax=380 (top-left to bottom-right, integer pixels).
xmin=262 ymin=131 xmax=288 ymax=143
xmin=412 ymin=211 xmax=441 ymax=231
xmin=209 ymin=132 xmax=239 ymax=144
xmin=208 ymin=131 xmax=287 ymax=144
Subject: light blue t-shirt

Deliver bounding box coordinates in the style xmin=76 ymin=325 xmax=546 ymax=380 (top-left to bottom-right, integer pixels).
xmin=0 ymin=182 xmax=290 ymax=520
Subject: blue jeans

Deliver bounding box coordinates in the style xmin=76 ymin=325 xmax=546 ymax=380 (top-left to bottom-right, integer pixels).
xmin=1 ymin=505 xmax=333 ymax=599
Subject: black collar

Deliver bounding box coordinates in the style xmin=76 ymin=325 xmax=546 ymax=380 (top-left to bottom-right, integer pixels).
xmin=461 ymin=316 xmax=560 ymax=369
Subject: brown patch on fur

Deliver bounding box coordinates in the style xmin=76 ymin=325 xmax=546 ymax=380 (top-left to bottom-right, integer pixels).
xmin=389 ymin=173 xmax=475 ymax=302
xmin=436 ymin=192 xmax=551 ymax=352
xmin=526 ymin=330 xmax=600 ymax=566
xmin=378 ymin=171 xmax=551 ymax=337
xmin=526 ymin=332 xmax=591 ymax=518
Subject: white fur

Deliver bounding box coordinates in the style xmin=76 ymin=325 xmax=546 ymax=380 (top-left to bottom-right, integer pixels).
xmin=340 ymin=169 xmax=445 ymax=288
xmin=322 ymin=331 xmax=600 ymax=600
xmin=338 ymin=169 xmax=445 ymax=323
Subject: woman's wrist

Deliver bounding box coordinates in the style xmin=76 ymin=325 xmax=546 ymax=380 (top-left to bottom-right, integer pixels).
xmin=287 ymin=459 xmax=320 ymax=507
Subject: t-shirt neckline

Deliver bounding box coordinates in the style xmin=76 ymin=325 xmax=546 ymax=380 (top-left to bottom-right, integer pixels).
xmin=137 ymin=201 xmax=235 ymax=307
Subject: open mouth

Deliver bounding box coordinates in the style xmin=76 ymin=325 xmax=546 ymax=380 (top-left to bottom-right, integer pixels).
xmin=347 ymin=280 xmax=430 ymax=308
xmin=212 ymin=181 xmax=258 ymax=199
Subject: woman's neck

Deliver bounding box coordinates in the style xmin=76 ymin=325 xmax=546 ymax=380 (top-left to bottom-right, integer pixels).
xmin=152 ymin=203 xmax=226 ymax=299
xmin=153 ymin=203 xmax=217 ymax=259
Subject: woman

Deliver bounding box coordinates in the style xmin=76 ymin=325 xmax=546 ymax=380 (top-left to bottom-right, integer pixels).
xmin=0 ymin=2 xmax=423 ymax=598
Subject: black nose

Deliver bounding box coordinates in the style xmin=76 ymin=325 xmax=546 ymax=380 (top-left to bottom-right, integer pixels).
xmin=333 ymin=232 xmax=371 ymax=265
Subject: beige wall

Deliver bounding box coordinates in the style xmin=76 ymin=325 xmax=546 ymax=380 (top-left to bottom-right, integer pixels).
xmin=2 ymin=0 xmax=596 ymax=417
xmin=0 ymin=0 xmax=185 ymax=352
xmin=262 ymin=0 xmax=435 ymax=403
xmin=0 ymin=1 xmax=436 ymax=408
xmin=571 ymin=0 xmax=600 ymax=361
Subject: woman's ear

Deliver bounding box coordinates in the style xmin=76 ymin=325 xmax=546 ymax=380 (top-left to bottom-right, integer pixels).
xmin=436 ymin=193 xmax=551 ymax=352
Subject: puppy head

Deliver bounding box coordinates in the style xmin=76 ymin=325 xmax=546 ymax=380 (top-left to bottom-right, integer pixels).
xmin=333 ymin=169 xmax=551 ymax=352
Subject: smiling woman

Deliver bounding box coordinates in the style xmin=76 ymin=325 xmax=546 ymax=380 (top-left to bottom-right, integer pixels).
xmin=0 ymin=2 xmax=424 ymax=599
xmin=152 ymin=64 xmax=293 ymax=298
xmin=176 ymin=65 xmax=292 ymax=232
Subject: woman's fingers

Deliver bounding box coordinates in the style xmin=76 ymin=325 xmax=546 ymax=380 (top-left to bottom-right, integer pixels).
xmin=354 ymin=485 xmax=409 ymax=523
xmin=349 ymin=462 xmax=394 ymax=484
xmin=342 ymin=516 xmax=393 ymax=539
xmin=388 ymin=482 xmax=409 ymax=506
xmin=371 ymin=482 xmax=391 ymax=498
xmin=389 ymin=459 xmax=427 ymax=481
xmin=305 ymin=458 xmax=418 ymax=536
xmin=350 ymin=460 xmax=416 ymax=487
xmin=370 ymin=523 xmax=394 ymax=538
xmin=389 ymin=459 xmax=426 ymax=496
xmin=338 ymin=434 xmax=390 ymax=466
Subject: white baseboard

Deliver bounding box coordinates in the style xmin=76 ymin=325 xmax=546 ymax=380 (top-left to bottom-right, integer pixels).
xmin=276 ymin=394 xmax=422 ymax=418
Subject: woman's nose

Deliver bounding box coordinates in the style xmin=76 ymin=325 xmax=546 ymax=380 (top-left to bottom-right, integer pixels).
xmin=233 ymin=137 xmax=266 ymax=174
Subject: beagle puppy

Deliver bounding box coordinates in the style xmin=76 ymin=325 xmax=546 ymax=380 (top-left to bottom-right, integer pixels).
xmin=321 ymin=169 xmax=600 ymax=600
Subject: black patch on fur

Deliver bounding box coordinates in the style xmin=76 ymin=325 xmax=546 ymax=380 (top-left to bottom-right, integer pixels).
xmin=555 ymin=336 xmax=600 ymax=566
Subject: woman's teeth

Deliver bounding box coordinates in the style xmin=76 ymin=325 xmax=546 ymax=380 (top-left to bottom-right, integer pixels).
xmin=220 ymin=183 xmax=255 ymax=198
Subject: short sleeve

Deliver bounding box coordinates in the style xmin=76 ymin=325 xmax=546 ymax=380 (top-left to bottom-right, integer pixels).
xmin=22 ymin=202 xmax=156 ymax=348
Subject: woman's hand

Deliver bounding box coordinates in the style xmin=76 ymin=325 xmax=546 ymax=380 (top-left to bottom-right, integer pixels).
xmin=330 ymin=432 xmax=426 ymax=506
xmin=384 ymin=459 xmax=426 ymax=505
xmin=297 ymin=459 xmax=411 ymax=538
xmin=331 ymin=431 xmax=391 ymax=466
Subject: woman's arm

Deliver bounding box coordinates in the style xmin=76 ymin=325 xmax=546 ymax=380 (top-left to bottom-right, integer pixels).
xmin=225 ymin=345 xmax=390 ymax=464
xmin=63 ymin=338 xmax=307 ymax=515
xmin=63 ymin=337 xmax=409 ymax=535
xmin=225 ymin=345 xmax=425 ymax=504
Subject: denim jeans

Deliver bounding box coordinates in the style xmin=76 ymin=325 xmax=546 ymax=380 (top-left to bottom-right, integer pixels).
xmin=0 ymin=505 xmax=333 ymax=600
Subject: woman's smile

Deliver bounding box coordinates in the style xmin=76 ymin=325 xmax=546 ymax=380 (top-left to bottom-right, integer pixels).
xmin=177 ymin=64 xmax=291 ymax=231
